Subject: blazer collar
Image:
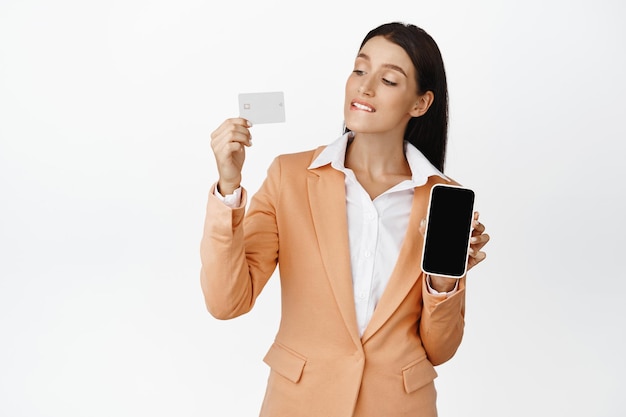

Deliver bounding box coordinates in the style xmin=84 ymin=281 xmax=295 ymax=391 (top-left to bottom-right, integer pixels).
xmin=307 ymin=157 xmax=362 ymax=348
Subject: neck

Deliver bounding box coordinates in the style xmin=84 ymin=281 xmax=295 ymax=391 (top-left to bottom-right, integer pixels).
xmin=344 ymin=132 xmax=410 ymax=177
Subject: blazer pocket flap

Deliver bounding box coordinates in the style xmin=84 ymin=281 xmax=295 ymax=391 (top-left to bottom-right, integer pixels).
xmin=402 ymin=357 xmax=438 ymax=393
xmin=263 ymin=342 xmax=307 ymax=383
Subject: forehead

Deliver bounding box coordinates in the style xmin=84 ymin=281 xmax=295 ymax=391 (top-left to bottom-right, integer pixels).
xmin=357 ymin=36 xmax=414 ymax=73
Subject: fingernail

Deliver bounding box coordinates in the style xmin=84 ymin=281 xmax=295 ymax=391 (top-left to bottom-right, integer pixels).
xmin=246 ymin=120 xmax=253 ymax=127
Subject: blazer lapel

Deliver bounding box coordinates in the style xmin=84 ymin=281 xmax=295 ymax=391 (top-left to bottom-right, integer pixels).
xmin=307 ymin=163 xmax=362 ymax=348
xmin=360 ymin=183 xmax=431 ymax=344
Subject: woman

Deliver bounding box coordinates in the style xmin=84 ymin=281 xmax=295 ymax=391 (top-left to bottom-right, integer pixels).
xmin=201 ymin=22 xmax=490 ymax=417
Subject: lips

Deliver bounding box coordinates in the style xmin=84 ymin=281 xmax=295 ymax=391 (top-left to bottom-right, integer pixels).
xmin=351 ymin=100 xmax=375 ymax=112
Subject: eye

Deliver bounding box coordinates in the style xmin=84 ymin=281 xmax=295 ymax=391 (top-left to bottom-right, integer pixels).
xmin=353 ymin=69 xmax=365 ymax=76
xmin=382 ymin=78 xmax=398 ymax=86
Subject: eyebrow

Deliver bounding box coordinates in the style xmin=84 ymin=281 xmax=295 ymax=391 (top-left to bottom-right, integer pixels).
xmin=356 ymin=53 xmax=408 ymax=77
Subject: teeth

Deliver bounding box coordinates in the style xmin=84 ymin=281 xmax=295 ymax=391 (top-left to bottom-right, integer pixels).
xmin=353 ymin=102 xmax=373 ymax=112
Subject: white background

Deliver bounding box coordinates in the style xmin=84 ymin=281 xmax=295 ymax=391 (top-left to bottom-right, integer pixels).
xmin=1 ymin=0 xmax=625 ymax=416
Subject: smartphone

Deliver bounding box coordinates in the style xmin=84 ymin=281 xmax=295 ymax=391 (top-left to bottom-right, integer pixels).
xmin=421 ymin=184 xmax=475 ymax=278
xmin=238 ymin=91 xmax=286 ymax=124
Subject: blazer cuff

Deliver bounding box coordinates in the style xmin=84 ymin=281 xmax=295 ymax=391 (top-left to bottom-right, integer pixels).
xmin=422 ymin=274 xmax=466 ymax=313
xmin=211 ymin=183 xmax=245 ymax=209
xmin=425 ymin=275 xmax=459 ymax=297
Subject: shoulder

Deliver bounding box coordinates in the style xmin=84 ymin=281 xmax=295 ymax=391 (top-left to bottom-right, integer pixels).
xmin=425 ymin=174 xmax=461 ymax=188
xmin=270 ymin=146 xmax=326 ymax=171
xmin=258 ymin=147 xmax=327 ymax=197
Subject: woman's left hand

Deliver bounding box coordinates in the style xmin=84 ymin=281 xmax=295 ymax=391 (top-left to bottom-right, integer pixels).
xmin=421 ymin=211 xmax=490 ymax=294
xmin=467 ymin=212 xmax=489 ymax=272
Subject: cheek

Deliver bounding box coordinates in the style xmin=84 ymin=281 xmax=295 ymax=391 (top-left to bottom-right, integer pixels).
xmin=344 ymin=76 xmax=354 ymax=95
xmin=343 ymin=78 xmax=354 ymax=107
xmin=345 ymin=72 xmax=363 ymax=91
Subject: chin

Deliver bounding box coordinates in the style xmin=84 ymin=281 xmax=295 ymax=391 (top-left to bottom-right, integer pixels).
xmin=344 ymin=120 xmax=377 ymax=135
xmin=344 ymin=115 xmax=367 ymax=133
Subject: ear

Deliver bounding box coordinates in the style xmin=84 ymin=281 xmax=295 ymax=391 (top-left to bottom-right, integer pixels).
xmin=409 ymin=91 xmax=434 ymax=117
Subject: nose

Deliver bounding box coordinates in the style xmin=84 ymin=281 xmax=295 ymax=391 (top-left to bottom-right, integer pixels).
xmin=358 ymin=76 xmax=374 ymax=96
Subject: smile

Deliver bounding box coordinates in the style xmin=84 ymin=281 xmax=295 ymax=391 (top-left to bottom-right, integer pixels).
xmin=351 ymin=101 xmax=375 ymax=112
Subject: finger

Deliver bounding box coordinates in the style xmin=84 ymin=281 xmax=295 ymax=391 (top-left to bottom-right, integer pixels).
xmin=211 ymin=127 xmax=253 ymax=153
xmin=212 ymin=124 xmax=252 ymax=143
xmin=468 ymin=234 xmax=488 ymax=256
xmin=219 ymin=132 xmax=253 ymax=149
xmin=473 ymin=251 xmax=486 ymax=263
xmin=469 ymin=235 xmax=490 ymax=257
xmin=472 ymin=222 xmax=485 ymax=235
xmin=468 ymin=247 xmax=486 ymax=261
xmin=469 ymin=245 xmax=488 ymax=260
xmin=227 ymin=116 xmax=251 ymax=125
xmin=211 ymin=138 xmax=249 ymax=171
xmin=471 ymin=225 xmax=485 ymax=239
xmin=467 ymin=250 xmax=486 ymax=271
xmin=211 ymin=138 xmax=249 ymax=160
xmin=470 ymin=233 xmax=490 ymax=247
xmin=211 ymin=118 xmax=252 ymax=141
xmin=231 ymin=117 xmax=252 ymax=128
xmin=222 ymin=117 xmax=253 ymax=129
xmin=223 ymin=141 xmax=247 ymax=154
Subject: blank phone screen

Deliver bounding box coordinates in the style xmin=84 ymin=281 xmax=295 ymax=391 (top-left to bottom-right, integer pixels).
xmin=422 ymin=185 xmax=475 ymax=278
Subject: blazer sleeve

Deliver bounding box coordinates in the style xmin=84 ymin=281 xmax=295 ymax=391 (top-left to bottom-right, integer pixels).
xmin=200 ymin=157 xmax=282 ymax=319
xmin=419 ymin=276 xmax=466 ymax=366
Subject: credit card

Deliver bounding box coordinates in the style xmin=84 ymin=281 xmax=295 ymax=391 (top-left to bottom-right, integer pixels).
xmin=238 ymin=91 xmax=286 ymax=124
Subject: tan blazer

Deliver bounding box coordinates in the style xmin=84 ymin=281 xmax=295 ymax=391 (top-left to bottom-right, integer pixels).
xmin=200 ymin=146 xmax=466 ymax=417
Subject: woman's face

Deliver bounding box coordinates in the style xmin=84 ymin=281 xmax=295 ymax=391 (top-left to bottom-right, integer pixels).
xmin=344 ymin=36 xmax=427 ymax=137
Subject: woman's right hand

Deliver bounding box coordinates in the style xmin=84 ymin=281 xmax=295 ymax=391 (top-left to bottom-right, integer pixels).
xmin=210 ymin=118 xmax=253 ymax=195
